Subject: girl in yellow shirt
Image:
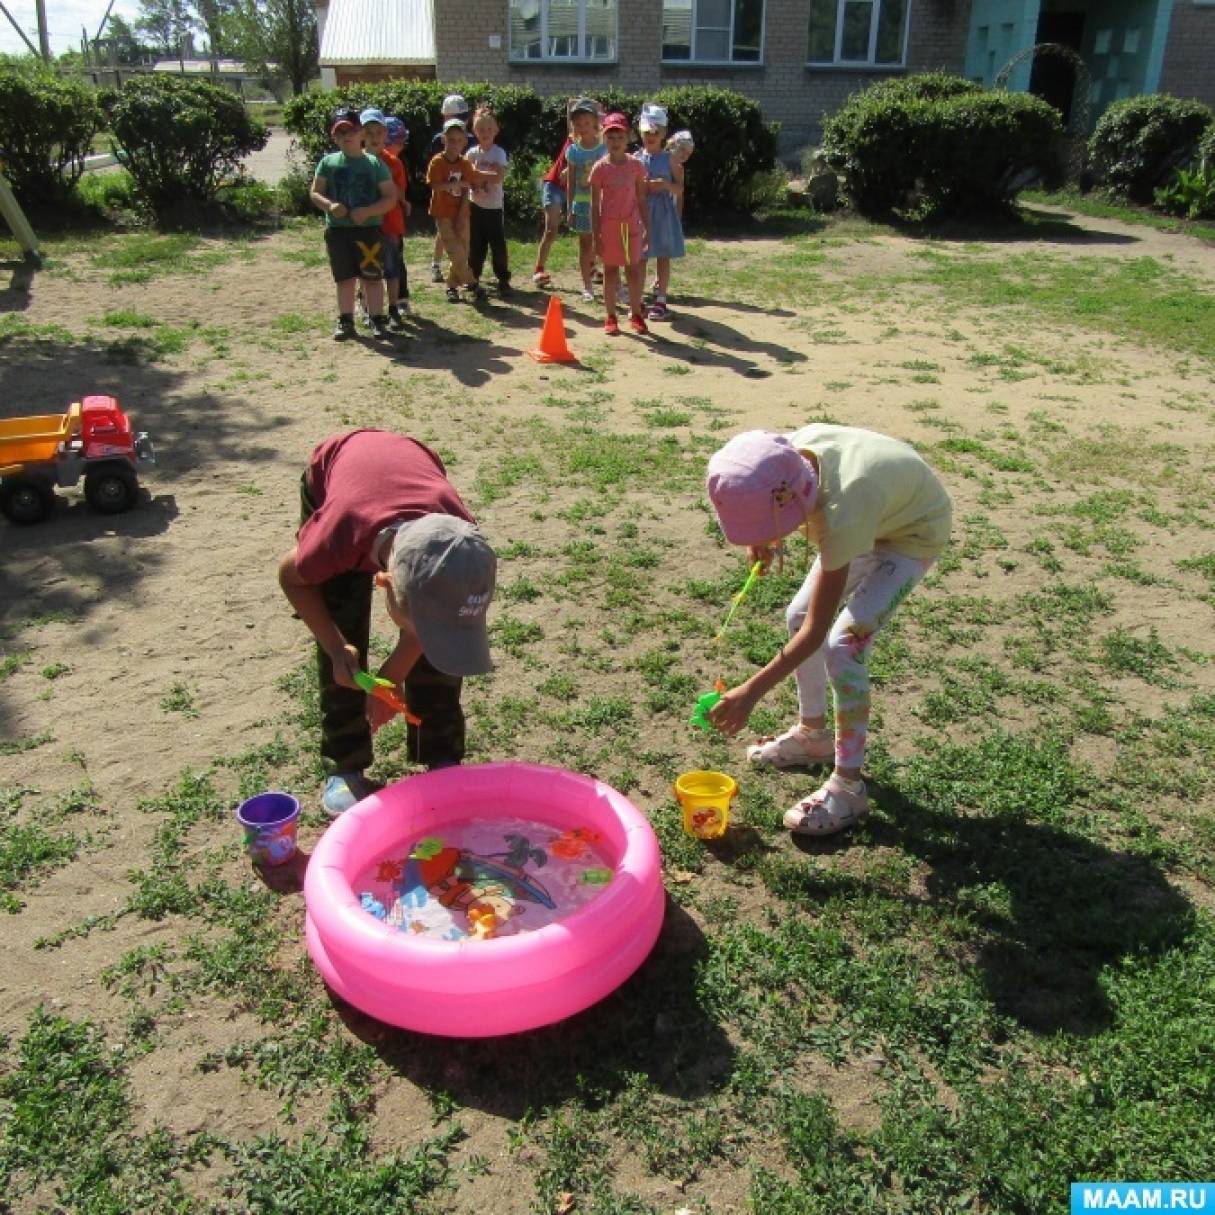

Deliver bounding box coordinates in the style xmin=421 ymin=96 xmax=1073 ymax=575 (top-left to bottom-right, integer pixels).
xmin=705 ymin=425 xmax=952 ymax=837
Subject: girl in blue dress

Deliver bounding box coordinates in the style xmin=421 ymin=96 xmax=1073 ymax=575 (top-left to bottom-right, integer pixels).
xmin=634 ymin=102 xmax=686 ymax=321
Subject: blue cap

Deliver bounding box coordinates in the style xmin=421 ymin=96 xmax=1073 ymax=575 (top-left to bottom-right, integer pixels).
xmin=384 ymin=116 xmax=407 ymax=144
xmin=359 ymin=107 xmax=387 ymax=128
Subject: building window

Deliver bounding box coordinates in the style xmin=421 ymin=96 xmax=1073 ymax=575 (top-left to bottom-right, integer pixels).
xmin=509 ymin=0 xmax=617 ymax=62
xmin=808 ymin=0 xmax=908 ymax=65
xmin=662 ymin=0 xmax=764 ymax=64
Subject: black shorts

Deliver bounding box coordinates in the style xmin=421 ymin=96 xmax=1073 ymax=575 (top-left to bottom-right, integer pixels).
xmin=325 ymin=225 xmax=384 ymax=282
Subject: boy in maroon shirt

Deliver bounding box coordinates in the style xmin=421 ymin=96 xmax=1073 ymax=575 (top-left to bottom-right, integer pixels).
xmin=278 ymin=431 xmax=497 ymax=815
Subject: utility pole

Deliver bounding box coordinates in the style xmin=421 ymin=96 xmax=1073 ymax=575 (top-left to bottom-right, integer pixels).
xmin=34 ymin=0 xmax=51 ymax=60
xmin=0 ymin=0 xmax=41 ymax=58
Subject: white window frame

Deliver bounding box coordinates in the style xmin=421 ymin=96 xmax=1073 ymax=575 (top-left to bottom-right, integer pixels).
xmin=807 ymin=0 xmax=910 ymax=68
xmin=660 ymin=0 xmax=767 ymax=66
xmin=508 ymin=0 xmax=619 ymax=64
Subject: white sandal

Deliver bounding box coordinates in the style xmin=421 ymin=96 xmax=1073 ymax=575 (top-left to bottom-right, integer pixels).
xmin=748 ymin=725 xmax=834 ymax=769
xmin=783 ymin=777 xmax=869 ymax=837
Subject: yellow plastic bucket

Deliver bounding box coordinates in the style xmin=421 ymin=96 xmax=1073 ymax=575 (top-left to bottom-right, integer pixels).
xmin=673 ymin=770 xmax=738 ymax=840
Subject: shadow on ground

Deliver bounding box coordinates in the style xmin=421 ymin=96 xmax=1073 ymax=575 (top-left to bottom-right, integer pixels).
xmin=793 ymin=783 xmax=1195 ymax=1037
xmin=0 ymin=329 xmax=286 ymax=740
xmin=335 ymin=898 xmax=734 ymax=1114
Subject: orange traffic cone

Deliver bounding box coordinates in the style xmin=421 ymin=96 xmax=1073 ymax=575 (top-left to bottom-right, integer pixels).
xmin=528 ymin=296 xmax=577 ymax=364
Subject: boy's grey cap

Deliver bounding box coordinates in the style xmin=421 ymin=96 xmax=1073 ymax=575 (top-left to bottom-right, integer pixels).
xmin=391 ymin=515 xmax=496 ymax=677
xmin=443 ymin=116 xmax=466 ymax=132
xmin=570 ymin=97 xmax=598 ymax=116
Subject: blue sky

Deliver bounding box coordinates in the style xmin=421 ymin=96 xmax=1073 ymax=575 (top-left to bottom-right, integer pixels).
xmin=1 ymin=0 xmax=143 ymax=57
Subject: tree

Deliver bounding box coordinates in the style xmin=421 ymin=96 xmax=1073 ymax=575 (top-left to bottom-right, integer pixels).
xmin=229 ymin=0 xmax=317 ymax=95
xmin=135 ymin=0 xmax=192 ymax=58
xmin=193 ymin=0 xmax=236 ymax=63
xmin=100 ymin=15 xmax=153 ymax=66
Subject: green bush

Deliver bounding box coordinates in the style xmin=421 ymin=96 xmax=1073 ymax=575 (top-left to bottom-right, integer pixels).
xmin=503 ymin=153 xmax=543 ymax=231
xmin=1088 ymin=94 xmax=1214 ymax=202
xmin=104 ymin=75 xmax=268 ymax=221
xmin=821 ymin=74 xmax=1063 ymax=219
xmin=284 ymin=81 xmax=777 ymax=221
xmin=0 ymin=67 xmax=105 ymax=207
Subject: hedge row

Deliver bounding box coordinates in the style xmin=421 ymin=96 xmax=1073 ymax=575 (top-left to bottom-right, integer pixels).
xmin=102 ymin=76 xmax=268 ymax=221
xmin=820 ymin=74 xmax=1064 ymax=220
xmin=283 ymin=82 xmax=778 ymax=221
xmin=0 ymin=69 xmax=104 ymax=206
xmin=1088 ymin=94 xmax=1214 ymax=202
xmin=0 ymin=70 xmax=267 ymax=221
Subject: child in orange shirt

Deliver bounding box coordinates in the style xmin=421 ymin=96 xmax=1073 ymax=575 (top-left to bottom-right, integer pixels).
xmin=426 ymin=118 xmax=495 ymax=303
xmin=361 ymin=109 xmax=409 ymax=330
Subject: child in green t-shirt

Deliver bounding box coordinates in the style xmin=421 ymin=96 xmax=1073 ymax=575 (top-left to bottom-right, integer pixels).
xmin=309 ymin=108 xmax=398 ymax=341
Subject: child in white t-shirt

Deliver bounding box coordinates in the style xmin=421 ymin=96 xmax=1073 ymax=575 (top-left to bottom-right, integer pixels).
xmin=466 ymin=106 xmax=511 ymax=297
xmin=704 ymin=424 xmax=952 ymax=838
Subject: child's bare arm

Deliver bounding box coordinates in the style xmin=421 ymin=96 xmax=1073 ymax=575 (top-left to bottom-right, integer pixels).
xmin=310 ymin=174 xmax=346 ymax=219
xmin=710 ymin=563 xmax=850 ymax=735
xmin=671 ymin=160 xmax=685 ymax=200
xmin=590 ymin=182 xmax=603 ymax=251
xmin=278 ymin=548 xmax=360 ymax=687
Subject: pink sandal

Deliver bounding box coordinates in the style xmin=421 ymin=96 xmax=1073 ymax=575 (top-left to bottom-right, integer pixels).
xmin=783 ymin=776 xmax=869 ymax=837
xmin=748 ymin=726 xmax=834 ymax=770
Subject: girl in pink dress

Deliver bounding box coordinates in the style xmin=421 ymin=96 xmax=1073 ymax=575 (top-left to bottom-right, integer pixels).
xmin=588 ymin=112 xmax=650 ymax=336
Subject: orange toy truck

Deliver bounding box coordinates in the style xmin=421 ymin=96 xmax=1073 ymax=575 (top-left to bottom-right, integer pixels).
xmin=0 ymin=396 xmax=154 ymax=525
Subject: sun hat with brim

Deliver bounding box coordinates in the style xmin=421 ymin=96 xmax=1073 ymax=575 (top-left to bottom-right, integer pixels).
xmin=359 ymin=107 xmax=387 ymax=128
xmin=602 ymin=112 xmax=630 ymax=133
xmin=705 ymin=431 xmax=819 ymax=546
xmin=390 ymin=515 xmax=497 ymax=677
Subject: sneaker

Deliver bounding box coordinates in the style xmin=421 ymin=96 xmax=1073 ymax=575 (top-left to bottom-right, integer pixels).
xmin=445 ymin=286 xmax=460 ymax=303
xmin=748 ymin=724 xmax=834 ymax=769
xmin=387 ymin=309 xmax=407 ymax=332
xmin=604 ymin=315 xmax=620 ymax=336
xmin=532 ymin=269 xmax=551 ymax=286
xmin=397 ymin=298 xmax=412 ymax=316
xmin=322 ymin=772 xmax=368 ymax=817
xmin=581 ymin=287 xmax=595 ymax=303
xmin=783 ymin=776 xmax=869 ymax=837
xmin=648 ymin=298 xmax=670 ymax=321
xmin=497 ymin=279 xmax=512 ymax=298
xmin=333 ymin=318 xmax=356 ymax=342
xmin=431 ymin=262 xmax=444 ymax=283
xmin=469 ymin=284 xmax=489 ymax=303
xmin=370 ymin=315 xmax=392 ymax=341
xmin=629 ymin=313 xmax=649 ymax=335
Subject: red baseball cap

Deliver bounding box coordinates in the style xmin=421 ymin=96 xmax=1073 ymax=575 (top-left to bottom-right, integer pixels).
xmin=602 ymin=111 xmax=630 ymax=132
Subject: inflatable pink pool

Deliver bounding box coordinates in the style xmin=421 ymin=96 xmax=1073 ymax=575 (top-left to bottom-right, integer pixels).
xmin=304 ymin=762 xmax=665 ymax=1037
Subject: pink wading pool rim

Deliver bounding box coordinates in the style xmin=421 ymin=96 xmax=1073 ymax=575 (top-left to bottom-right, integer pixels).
xmin=304 ymin=762 xmax=666 ymax=1038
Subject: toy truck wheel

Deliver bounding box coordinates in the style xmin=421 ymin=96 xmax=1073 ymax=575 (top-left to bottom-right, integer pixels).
xmin=0 ymin=478 xmax=56 ymax=525
xmin=84 ymin=465 xmax=138 ymax=514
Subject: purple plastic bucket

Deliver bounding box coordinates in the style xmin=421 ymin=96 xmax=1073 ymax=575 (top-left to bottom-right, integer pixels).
xmin=235 ymin=792 xmax=300 ymax=866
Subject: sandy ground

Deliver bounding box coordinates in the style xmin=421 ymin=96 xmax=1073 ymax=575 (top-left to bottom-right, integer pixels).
xmin=1 ymin=203 xmax=1213 ymax=1210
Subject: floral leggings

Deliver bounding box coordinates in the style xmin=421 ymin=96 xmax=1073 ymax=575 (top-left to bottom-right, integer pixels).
xmin=786 ymin=548 xmax=934 ymax=770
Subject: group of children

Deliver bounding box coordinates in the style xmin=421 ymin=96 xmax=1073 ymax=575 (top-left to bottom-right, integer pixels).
xmin=310 ymin=94 xmax=694 ymax=341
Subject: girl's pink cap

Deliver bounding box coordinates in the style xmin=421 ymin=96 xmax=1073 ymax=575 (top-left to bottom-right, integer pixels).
xmin=705 ymin=431 xmax=818 ymax=545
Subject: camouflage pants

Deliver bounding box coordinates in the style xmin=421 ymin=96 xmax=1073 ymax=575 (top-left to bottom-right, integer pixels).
xmin=300 ymin=475 xmax=466 ymax=774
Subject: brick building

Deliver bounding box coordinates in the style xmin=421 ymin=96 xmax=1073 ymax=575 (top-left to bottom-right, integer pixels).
xmin=317 ymin=0 xmax=1215 ymax=147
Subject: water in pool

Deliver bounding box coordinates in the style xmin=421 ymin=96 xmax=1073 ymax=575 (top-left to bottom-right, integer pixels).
xmin=355 ymin=817 xmax=614 ymax=941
